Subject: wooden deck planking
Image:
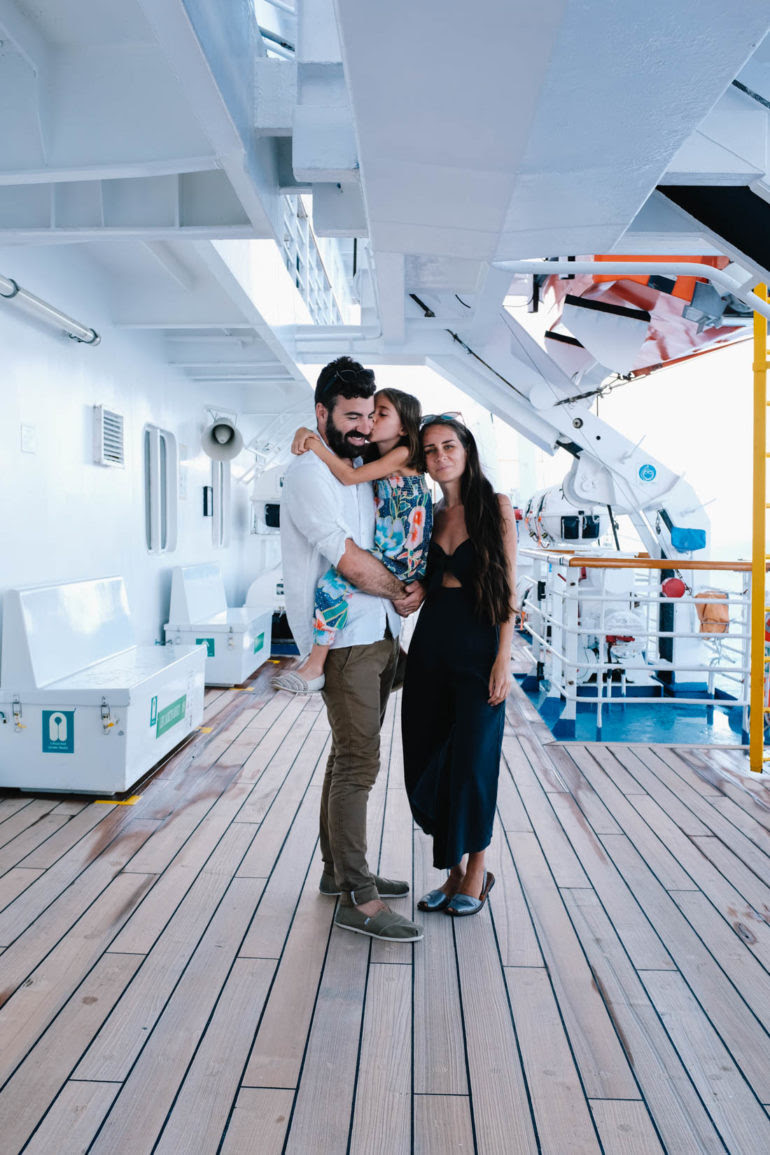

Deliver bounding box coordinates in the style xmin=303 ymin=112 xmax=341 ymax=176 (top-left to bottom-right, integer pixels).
xmin=0 ymin=870 xmax=156 ymax=1087
xmin=565 ymin=746 xmax=696 ymax=891
xmin=504 ymin=737 xmax=591 ymax=888
xmin=238 ymin=785 xmax=323 ymax=958
xmin=640 ymin=968 xmax=770 ymax=1153
xmin=547 ymin=791 xmax=675 ymax=970
xmin=152 ymin=956 xmax=276 ymax=1154
xmin=0 ymin=866 xmax=43 ymax=911
xmin=686 ymin=835 xmax=770 ymax=932
xmin=74 ymin=826 xmax=259 ymax=1083
xmin=506 ymin=831 xmax=640 ymax=1100
xmin=628 ymin=793 xmax=770 ymax=970
xmin=0 ymin=813 xmax=70 ymax=875
xmin=0 ymin=952 xmax=141 ymax=1151
xmin=0 ymin=676 xmax=769 ymax=1152
xmin=370 ymin=704 xmax=416 ymax=965
xmin=562 ymin=888 xmax=728 ymax=1154
xmin=634 ymin=748 xmax=770 ymax=882
xmin=412 ymin=827 xmax=469 ymax=1096
xmin=282 ymin=929 xmax=371 ymax=1155
xmin=692 ymin=750 xmax=770 ymax=831
xmin=585 ymin=743 xmax=649 ymax=796
xmin=348 ymin=963 xmax=411 ymax=1154
xmin=0 ymin=797 xmax=36 ymax=823
xmin=497 ymin=751 xmax=535 ymax=833
xmin=589 ymin=1100 xmax=665 ymax=1155
xmin=0 ymin=798 xmax=60 ymax=850
xmin=87 ymin=877 xmax=267 ymax=1155
xmin=486 ymin=817 xmax=543 ymax=968
xmin=669 ymin=889 xmax=770 ymax=1032
xmin=504 ymin=966 xmax=600 ymax=1154
xmin=453 ymin=900 xmax=538 ymax=1154
xmin=23 ymin=1082 xmax=120 ymax=1155
xmin=242 ymin=849 xmax=334 ymax=1089
xmin=220 ymin=1088 xmax=295 ymax=1155
xmin=18 ymin=801 xmax=118 ymax=871
xmin=413 ymin=1095 xmax=475 ymax=1154
xmin=600 ymin=832 xmax=770 ymax=1102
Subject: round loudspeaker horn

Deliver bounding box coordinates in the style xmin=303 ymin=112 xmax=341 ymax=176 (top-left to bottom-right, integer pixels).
xmin=201 ymin=418 xmax=243 ymax=460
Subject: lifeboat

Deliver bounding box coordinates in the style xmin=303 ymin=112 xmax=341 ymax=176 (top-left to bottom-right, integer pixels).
xmin=537 ymin=254 xmax=752 ymax=381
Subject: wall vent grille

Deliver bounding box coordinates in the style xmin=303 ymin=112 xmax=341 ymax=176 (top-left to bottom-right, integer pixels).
xmin=94 ymin=405 xmax=125 ymax=467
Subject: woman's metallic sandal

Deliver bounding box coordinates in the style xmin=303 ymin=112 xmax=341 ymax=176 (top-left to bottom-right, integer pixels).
xmin=446 ymin=871 xmax=495 ymax=917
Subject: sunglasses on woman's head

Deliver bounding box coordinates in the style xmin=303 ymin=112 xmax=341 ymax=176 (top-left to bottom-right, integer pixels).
xmin=421 ymin=412 xmax=464 ymax=427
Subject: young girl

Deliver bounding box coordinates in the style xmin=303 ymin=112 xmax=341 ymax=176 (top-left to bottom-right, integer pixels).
xmin=275 ymin=389 xmax=432 ymax=692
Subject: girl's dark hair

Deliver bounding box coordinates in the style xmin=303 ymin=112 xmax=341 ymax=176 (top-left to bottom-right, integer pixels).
xmin=375 ymin=388 xmax=422 ymax=469
xmin=421 ymin=417 xmax=512 ymax=625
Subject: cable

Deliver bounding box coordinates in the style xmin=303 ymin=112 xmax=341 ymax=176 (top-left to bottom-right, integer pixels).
xmin=445 ymin=329 xmax=530 ymax=400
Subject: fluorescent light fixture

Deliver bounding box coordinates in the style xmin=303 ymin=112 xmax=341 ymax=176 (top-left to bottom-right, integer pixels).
xmin=0 ymin=274 xmax=100 ymax=345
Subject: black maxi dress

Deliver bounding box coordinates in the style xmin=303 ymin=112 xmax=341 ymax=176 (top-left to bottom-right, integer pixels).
xmin=402 ymin=538 xmax=505 ymax=869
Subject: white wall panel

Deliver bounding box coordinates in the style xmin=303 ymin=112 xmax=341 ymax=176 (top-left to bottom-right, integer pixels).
xmin=0 ymin=243 xmax=268 ymax=659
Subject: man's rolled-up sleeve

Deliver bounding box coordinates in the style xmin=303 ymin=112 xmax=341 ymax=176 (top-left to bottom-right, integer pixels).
xmin=284 ymin=463 xmax=352 ymax=568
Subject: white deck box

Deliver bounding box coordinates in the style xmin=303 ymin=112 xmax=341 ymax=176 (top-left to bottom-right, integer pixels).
xmin=164 ymin=564 xmax=272 ymax=686
xmin=0 ymin=578 xmax=205 ymax=794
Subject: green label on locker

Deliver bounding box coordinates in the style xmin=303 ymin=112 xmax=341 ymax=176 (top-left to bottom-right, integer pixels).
xmin=156 ymin=695 xmax=187 ymax=738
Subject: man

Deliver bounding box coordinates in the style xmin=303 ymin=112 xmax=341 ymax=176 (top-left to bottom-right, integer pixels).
xmin=279 ymin=357 xmax=423 ymax=942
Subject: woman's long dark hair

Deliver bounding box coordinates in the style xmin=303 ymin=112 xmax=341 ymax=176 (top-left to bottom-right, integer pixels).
xmin=422 ymin=417 xmax=512 ymax=625
xmin=375 ymin=388 xmax=422 ymax=469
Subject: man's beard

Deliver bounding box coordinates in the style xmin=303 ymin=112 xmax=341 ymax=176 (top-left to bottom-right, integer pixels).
xmin=326 ymin=414 xmax=368 ymax=459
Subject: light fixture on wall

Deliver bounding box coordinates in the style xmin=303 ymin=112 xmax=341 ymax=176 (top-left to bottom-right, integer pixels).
xmin=0 ymin=274 xmax=100 ymax=345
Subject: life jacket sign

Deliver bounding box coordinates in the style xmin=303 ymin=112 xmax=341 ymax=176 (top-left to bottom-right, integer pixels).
xmin=254 ymin=632 xmax=265 ymax=653
xmin=42 ymin=710 xmax=75 ymax=753
xmin=196 ymin=637 xmax=215 ymax=657
xmin=638 ymin=464 xmax=657 ymax=482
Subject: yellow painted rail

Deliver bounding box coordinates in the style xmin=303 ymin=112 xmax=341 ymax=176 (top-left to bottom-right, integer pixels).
xmin=750 ymin=283 xmax=768 ymax=771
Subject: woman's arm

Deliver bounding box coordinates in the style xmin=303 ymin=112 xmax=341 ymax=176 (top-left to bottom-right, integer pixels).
xmin=308 ymin=440 xmax=411 ymax=485
xmin=488 ymin=494 xmax=518 ymax=706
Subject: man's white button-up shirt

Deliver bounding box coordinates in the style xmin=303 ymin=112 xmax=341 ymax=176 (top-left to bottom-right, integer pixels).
xmin=280 ymin=449 xmax=400 ymax=657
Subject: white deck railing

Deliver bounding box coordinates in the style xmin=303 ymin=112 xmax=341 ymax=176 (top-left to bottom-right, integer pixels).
xmin=519 ymin=549 xmax=756 ymax=741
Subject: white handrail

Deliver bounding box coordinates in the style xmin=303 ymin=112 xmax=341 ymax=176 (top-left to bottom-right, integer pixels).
xmin=494 ymin=259 xmax=770 ymax=322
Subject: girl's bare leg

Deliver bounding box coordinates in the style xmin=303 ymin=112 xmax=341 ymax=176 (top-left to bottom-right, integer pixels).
xmin=294 ymin=642 xmax=329 ymax=681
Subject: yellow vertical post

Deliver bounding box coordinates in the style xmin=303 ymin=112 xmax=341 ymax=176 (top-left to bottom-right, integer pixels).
xmin=750 ymin=283 xmax=768 ymax=772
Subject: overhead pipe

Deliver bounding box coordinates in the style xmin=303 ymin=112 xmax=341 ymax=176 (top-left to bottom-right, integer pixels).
xmin=493 ymin=259 xmax=770 ymax=322
xmin=0 ymin=274 xmax=100 ymax=344
xmin=258 ymin=26 xmax=295 ymax=53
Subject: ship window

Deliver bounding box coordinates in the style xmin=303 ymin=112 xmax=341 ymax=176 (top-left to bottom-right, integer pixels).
xmin=211 ymin=459 xmax=231 ymax=549
xmin=144 ymin=425 xmax=178 ymax=553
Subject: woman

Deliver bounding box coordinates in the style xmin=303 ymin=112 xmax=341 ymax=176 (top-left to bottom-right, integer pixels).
xmin=402 ymin=416 xmax=516 ymax=917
